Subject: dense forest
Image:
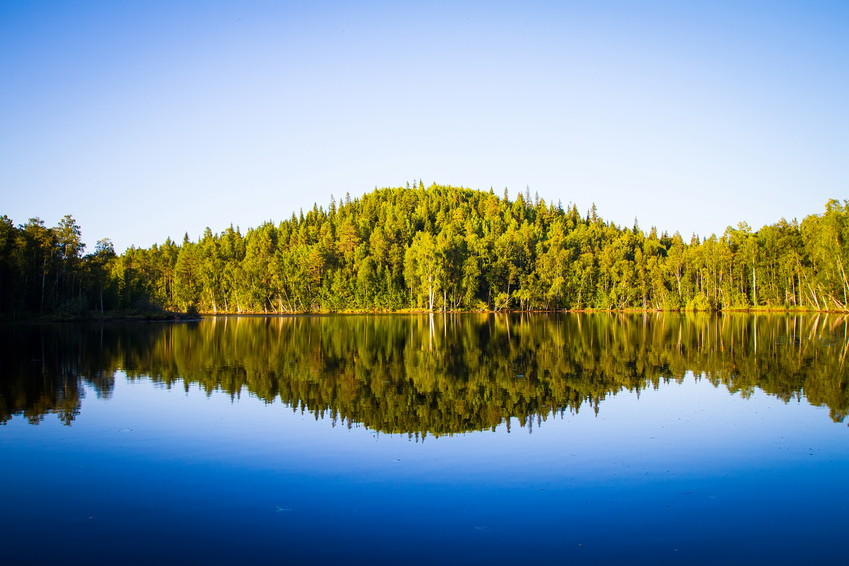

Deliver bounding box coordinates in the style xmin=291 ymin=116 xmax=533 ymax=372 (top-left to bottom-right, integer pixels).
xmin=3 ymin=313 xmax=847 ymax=433
xmin=2 ymin=183 xmax=849 ymax=317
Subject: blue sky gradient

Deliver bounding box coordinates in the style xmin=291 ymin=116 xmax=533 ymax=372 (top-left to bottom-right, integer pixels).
xmin=2 ymin=1 xmax=847 ymax=251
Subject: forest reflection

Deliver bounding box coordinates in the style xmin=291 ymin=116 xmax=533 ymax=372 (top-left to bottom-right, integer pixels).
xmin=2 ymin=313 xmax=848 ymax=434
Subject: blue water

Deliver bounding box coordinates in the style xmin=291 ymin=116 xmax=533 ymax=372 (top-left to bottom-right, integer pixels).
xmin=2 ymin=372 xmax=847 ymax=564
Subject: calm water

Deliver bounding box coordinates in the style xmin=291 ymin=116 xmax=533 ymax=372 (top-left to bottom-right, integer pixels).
xmin=1 ymin=313 xmax=848 ymax=564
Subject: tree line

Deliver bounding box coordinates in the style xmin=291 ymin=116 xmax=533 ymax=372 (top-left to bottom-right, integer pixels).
xmin=3 ymin=313 xmax=848 ymax=432
xmin=2 ymin=183 xmax=849 ymax=317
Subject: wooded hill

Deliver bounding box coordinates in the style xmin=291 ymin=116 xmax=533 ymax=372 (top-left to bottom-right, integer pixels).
xmin=2 ymin=183 xmax=848 ymax=316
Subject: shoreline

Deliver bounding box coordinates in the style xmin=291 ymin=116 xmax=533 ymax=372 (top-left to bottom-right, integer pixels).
xmin=3 ymin=306 xmax=843 ymax=324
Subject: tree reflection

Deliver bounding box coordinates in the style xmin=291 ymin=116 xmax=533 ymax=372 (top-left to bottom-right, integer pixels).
xmin=2 ymin=313 xmax=848 ymax=432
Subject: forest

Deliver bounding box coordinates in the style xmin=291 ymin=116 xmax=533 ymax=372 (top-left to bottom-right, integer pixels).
xmin=2 ymin=183 xmax=849 ymax=317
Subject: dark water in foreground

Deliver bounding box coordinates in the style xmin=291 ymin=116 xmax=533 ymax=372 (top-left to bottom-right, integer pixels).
xmin=1 ymin=313 xmax=848 ymax=564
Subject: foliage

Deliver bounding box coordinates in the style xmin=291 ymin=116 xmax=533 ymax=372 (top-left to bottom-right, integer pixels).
xmin=2 ymin=190 xmax=849 ymax=315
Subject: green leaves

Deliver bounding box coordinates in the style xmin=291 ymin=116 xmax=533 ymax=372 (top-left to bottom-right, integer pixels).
xmin=3 ymin=193 xmax=849 ymax=318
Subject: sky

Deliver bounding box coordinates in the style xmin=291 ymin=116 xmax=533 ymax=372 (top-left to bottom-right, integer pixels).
xmin=1 ymin=0 xmax=847 ymax=252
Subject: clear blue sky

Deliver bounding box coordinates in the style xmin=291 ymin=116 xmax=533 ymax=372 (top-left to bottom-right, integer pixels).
xmin=2 ymin=0 xmax=847 ymax=252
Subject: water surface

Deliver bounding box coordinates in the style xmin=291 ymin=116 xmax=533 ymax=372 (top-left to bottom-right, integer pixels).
xmin=1 ymin=313 xmax=847 ymax=564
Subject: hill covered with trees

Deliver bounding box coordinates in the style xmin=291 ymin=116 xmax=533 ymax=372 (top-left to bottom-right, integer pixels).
xmin=2 ymin=183 xmax=848 ymax=317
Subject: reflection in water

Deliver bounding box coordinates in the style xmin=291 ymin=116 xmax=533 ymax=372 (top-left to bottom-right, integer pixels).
xmin=2 ymin=313 xmax=848 ymax=433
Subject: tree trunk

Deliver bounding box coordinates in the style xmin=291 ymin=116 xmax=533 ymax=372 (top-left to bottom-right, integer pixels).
xmin=41 ymin=257 xmax=47 ymax=314
xmin=752 ymin=259 xmax=757 ymax=307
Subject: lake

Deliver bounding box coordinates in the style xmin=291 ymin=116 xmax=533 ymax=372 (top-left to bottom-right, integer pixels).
xmin=1 ymin=313 xmax=848 ymax=564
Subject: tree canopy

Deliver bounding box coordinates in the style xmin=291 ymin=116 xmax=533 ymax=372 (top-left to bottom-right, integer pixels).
xmin=2 ymin=185 xmax=849 ymax=316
